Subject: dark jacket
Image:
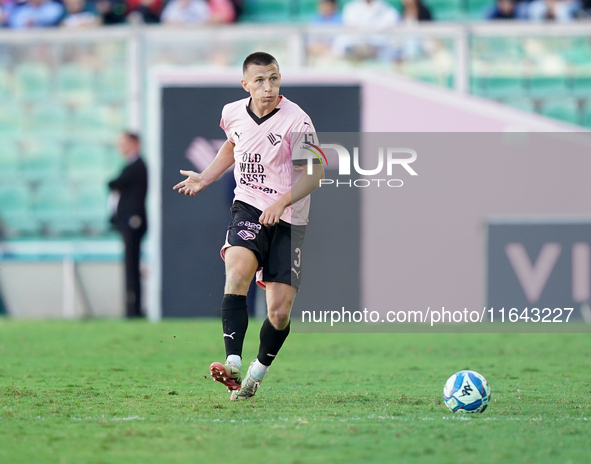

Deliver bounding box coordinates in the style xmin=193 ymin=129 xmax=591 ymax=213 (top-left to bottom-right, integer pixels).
xmin=417 ymin=4 xmax=432 ymax=21
xmin=108 ymin=156 xmax=148 ymax=230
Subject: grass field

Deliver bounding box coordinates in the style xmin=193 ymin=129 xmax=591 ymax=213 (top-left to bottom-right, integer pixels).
xmin=0 ymin=318 xmax=590 ymax=464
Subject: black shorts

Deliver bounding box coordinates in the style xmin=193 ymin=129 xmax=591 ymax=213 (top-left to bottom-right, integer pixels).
xmin=221 ymin=200 xmax=306 ymax=290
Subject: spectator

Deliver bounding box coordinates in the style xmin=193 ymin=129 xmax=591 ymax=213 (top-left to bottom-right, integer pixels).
xmin=229 ymin=0 xmax=241 ymax=20
xmin=401 ymin=0 xmax=432 ymax=22
xmin=208 ymin=0 xmax=235 ymax=23
xmin=95 ymin=0 xmax=127 ymax=24
xmin=487 ymin=0 xmax=518 ymax=19
xmin=7 ymin=0 xmax=64 ymax=28
xmin=527 ymin=0 xmax=582 ymax=21
xmin=61 ymin=0 xmax=100 ymax=27
xmin=336 ymin=0 xmax=399 ymax=61
xmin=307 ymin=0 xmax=342 ymax=63
xmin=486 ymin=0 xmax=535 ymax=19
xmin=161 ymin=0 xmax=210 ymax=25
xmin=342 ymin=0 xmax=399 ymax=28
xmin=313 ymin=0 xmax=342 ymax=24
xmin=0 ymin=0 xmax=16 ymax=26
xmin=108 ymin=131 xmax=148 ymax=319
xmin=126 ymin=0 xmax=161 ymax=24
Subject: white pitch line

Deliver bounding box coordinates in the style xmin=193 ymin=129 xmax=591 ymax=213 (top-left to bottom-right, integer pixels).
xmin=54 ymin=415 xmax=591 ymax=424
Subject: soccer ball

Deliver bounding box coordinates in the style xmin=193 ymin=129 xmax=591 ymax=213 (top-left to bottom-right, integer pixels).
xmin=443 ymin=370 xmax=491 ymax=413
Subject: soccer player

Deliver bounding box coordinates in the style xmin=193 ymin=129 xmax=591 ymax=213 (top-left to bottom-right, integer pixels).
xmin=173 ymin=52 xmax=324 ymax=400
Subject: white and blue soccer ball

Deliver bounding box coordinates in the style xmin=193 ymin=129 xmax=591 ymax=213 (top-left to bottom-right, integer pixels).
xmin=443 ymin=370 xmax=491 ymax=413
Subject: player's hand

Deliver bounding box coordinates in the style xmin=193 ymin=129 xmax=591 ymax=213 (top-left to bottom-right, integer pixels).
xmin=259 ymin=200 xmax=288 ymax=227
xmin=173 ymin=170 xmax=207 ymax=196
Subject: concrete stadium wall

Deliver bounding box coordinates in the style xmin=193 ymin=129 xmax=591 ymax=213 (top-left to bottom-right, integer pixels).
xmin=0 ymin=262 xmax=125 ymax=318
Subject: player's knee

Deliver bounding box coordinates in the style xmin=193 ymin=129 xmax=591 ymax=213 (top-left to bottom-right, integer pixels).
xmin=224 ymin=268 xmax=252 ymax=294
xmin=268 ymin=305 xmax=291 ymax=330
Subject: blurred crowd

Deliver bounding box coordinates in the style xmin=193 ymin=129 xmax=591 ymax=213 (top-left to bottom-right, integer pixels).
xmin=312 ymin=0 xmax=590 ymax=25
xmin=485 ymin=0 xmax=590 ymax=20
xmin=0 ymin=0 xmax=241 ymax=28
xmin=0 ymin=0 xmax=590 ymax=29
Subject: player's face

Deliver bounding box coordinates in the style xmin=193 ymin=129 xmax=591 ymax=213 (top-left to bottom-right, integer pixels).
xmin=241 ymin=63 xmax=281 ymax=109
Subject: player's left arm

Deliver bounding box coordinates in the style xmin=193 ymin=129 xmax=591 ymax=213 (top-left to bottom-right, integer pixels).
xmin=259 ymin=162 xmax=324 ymax=227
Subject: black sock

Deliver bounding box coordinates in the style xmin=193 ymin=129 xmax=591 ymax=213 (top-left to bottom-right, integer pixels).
xmin=257 ymin=318 xmax=290 ymax=366
xmin=221 ymin=294 xmax=248 ymax=358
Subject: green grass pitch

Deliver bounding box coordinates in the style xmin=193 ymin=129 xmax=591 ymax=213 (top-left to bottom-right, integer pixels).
xmin=0 ymin=318 xmax=590 ymax=464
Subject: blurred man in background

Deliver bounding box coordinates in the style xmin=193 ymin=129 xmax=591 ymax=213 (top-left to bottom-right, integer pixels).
xmin=7 ymin=0 xmax=64 ymax=28
xmin=108 ymin=132 xmax=148 ymax=319
xmin=338 ymin=0 xmax=399 ymax=61
xmin=0 ymin=0 xmax=16 ymax=26
xmin=401 ymin=0 xmax=432 ymax=22
xmin=486 ymin=0 xmax=523 ymax=19
xmin=527 ymin=0 xmax=581 ymax=21
xmin=126 ymin=0 xmax=162 ymax=23
xmin=313 ymin=0 xmax=342 ymax=24
xmin=342 ymin=0 xmax=399 ymax=27
xmin=160 ymin=0 xmax=209 ymax=25
xmin=60 ymin=0 xmax=100 ymax=27
xmin=95 ymin=0 xmax=127 ymax=24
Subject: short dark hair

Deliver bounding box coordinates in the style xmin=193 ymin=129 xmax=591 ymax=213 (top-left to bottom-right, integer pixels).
xmin=123 ymin=131 xmax=141 ymax=144
xmin=242 ymin=52 xmax=280 ymax=75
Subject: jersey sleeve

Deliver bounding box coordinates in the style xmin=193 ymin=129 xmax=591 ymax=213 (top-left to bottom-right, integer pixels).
xmin=219 ymin=105 xmax=235 ymax=144
xmin=290 ymin=117 xmax=320 ymax=165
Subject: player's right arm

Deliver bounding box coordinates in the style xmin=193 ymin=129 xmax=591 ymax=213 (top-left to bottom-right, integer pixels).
xmin=173 ymin=140 xmax=235 ymax=196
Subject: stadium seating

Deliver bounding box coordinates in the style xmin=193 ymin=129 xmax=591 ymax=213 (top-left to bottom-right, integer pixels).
xmin=57 ymin=63 xmax=95 ymax=105
xmin=103 ymin=146 xmax=126 ymax=182
xmin=540 ymin=98 xmax=580 ymax=125
xmin=466 ymin=0 xmax=491 ymax=19
xmin=240 ymin=0 xmax=487 ymax=23
xmin=96 ymin=68 xmax=127 ymax=103
xmin=571 ymin=74 xmax=591 ymax=98
xmin=582 ymin=105 xmax=591 ymax=128
xmin=34 ymin=181 xmax=82 ymax=236
xmin=0 ymin=69 xmax=12 ymax=101
xmin=29 ymin=102 xmax=69 ymax=138
xmin=21 ymin=139 xmax=63 ymax=182
xmin=423 ymin=0 xmax=463 ymax=21
xmin=241 ymin=0 xmax=293 ymax=23
xmin=464 ymin=36 xmax=591 ymax=127
xmin=404 ymin=60 xmax=454 ymax=88
xmin=482 ymin=76 xmax=525 ymax=98
xmin=470 ymin=75 xmax=487 ymax=97
xmin=500 ymin=97 xmax=537 ymax=113
xmin=299 ymin=0 xmax=321 ymax=18
xmin=70 ymin=105 xmax=126 ymax=141
xmin=0 ymin=102 xmax=24 ymax=137
xmin=526 ymin=75 xmax=569 ymax=98
xmin=14 ymin=62 xmax=52 ymax=102
xmin=236 ymin=0 xmax=591 ymax=30
xmin=563 ymin=38 xmax=591 ymax=65
xmin=0 ymin=139 xmax=20 ymax=181
xmin=76 ymin=184 xmax=110 ymax=235
xmin=0 ymin=183 xmax=38 ymax=237
xmin=475 ymin=37 xmax=524 ymax=63
xmin=66 ymin=143 xmax=110 ymax=182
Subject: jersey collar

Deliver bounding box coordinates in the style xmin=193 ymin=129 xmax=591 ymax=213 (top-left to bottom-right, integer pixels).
xmin=246 ymin=96 xmax=283 ymax=125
